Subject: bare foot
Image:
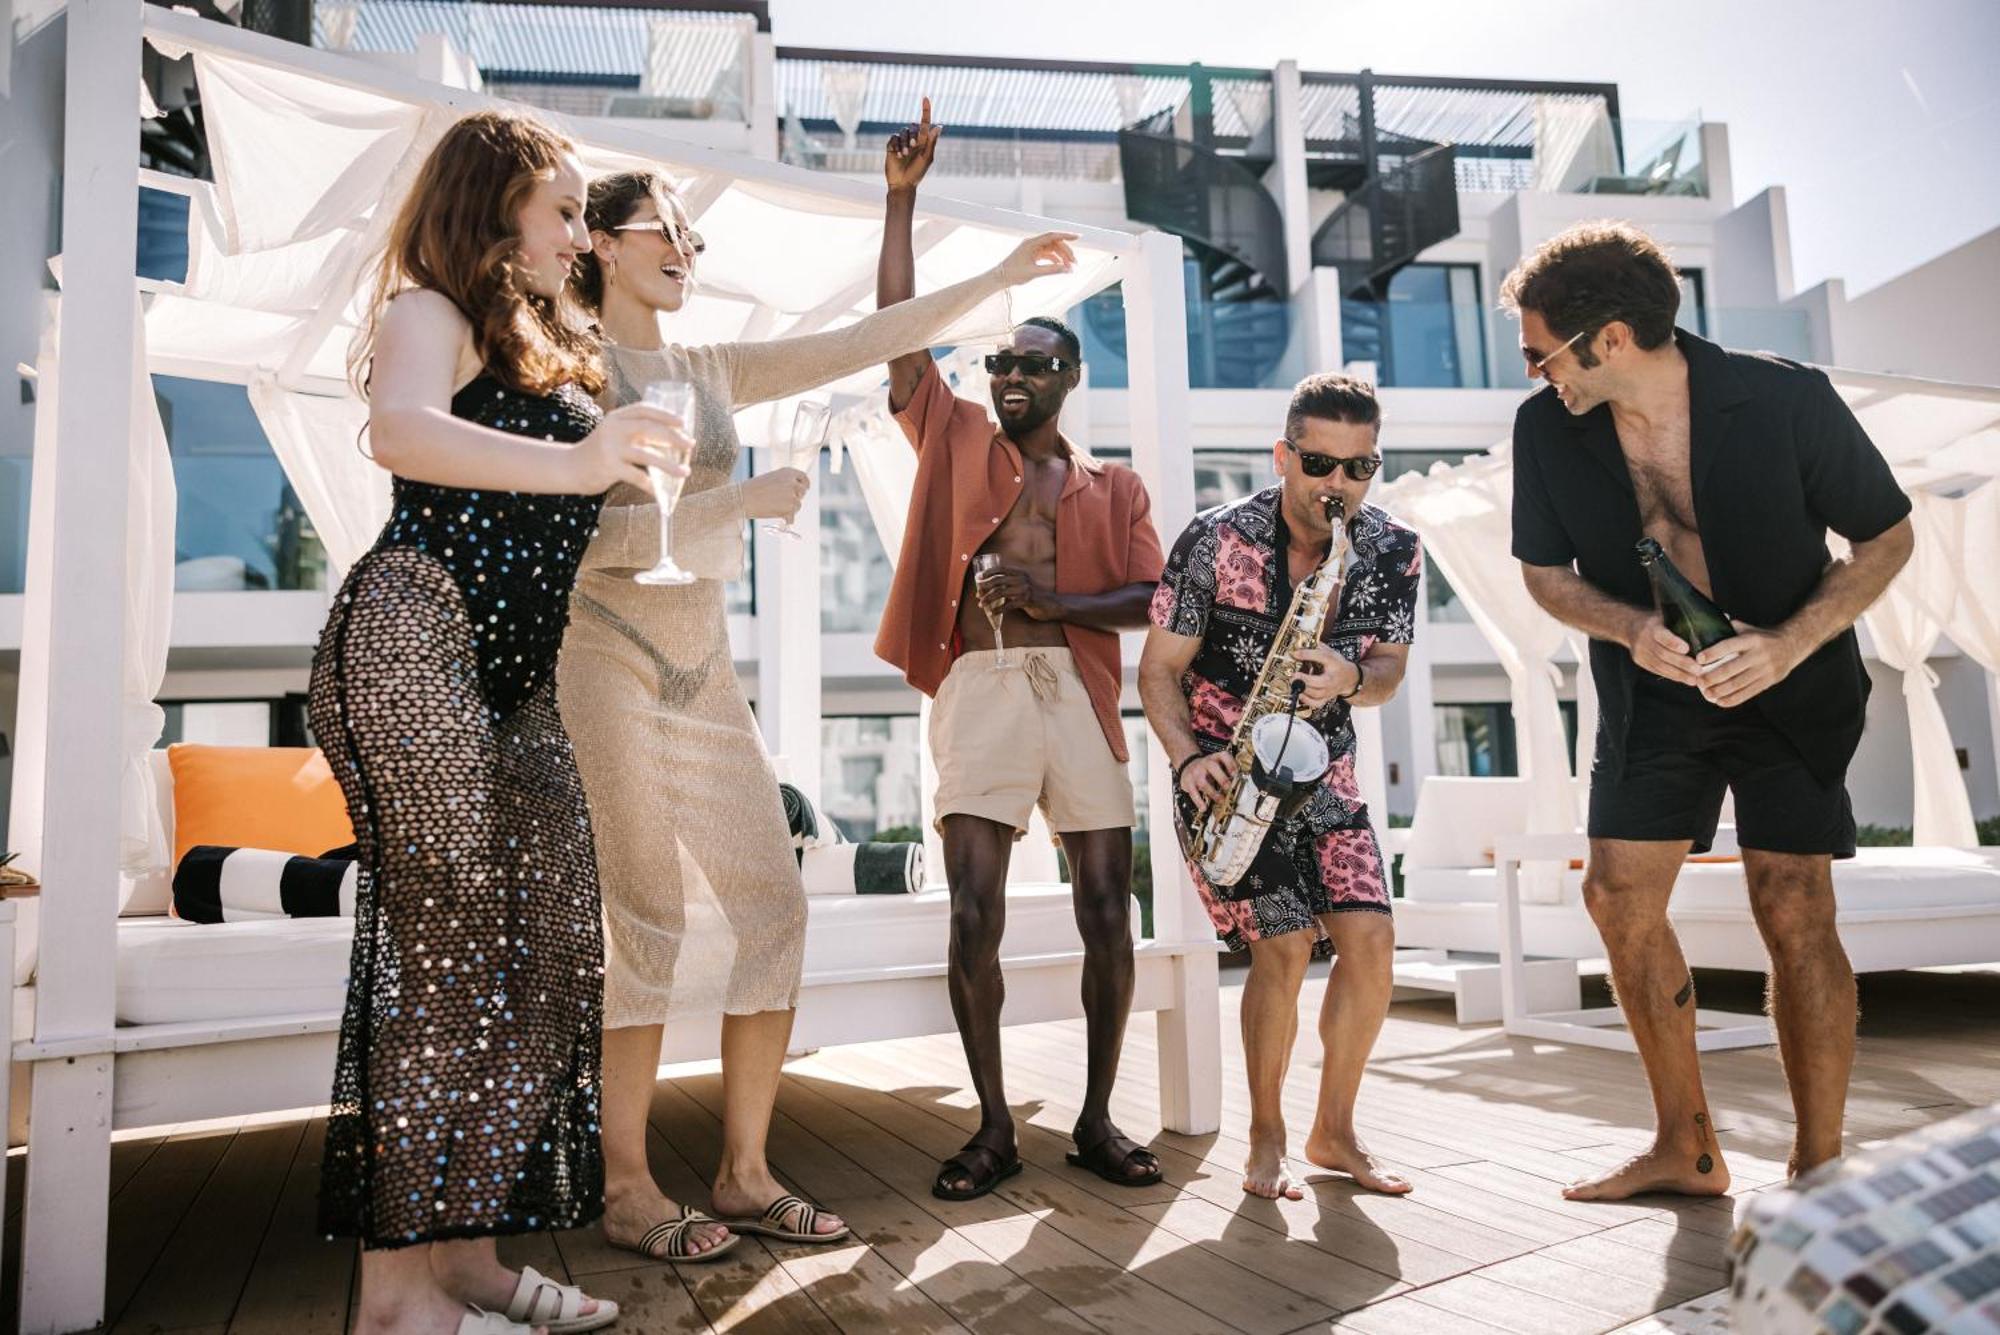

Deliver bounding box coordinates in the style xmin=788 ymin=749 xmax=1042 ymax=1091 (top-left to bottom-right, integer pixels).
xmin=603 ymin=1181 xmax=733 ymax=1257
xmin=1563 ymin=1143 xmax=1731 ymax=1201
xmin=1787 ymin=1144 xmax=1841 ymax=1181
xmin=1303 ymin=1130 xmax=1413 ymax=1195
xmin=712 ymin=1167 xmax=848 ymax=1238
xmin=1243 ymin=1128 xmax=1304 ymax=1201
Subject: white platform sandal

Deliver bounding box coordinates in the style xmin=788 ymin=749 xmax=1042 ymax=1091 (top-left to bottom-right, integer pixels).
xmin=503 ymin=1265 xmax=620 ymax=1333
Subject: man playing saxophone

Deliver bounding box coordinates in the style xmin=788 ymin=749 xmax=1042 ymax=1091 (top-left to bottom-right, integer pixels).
xmin=1139 ymin=373 xmax=1422 ymax=1201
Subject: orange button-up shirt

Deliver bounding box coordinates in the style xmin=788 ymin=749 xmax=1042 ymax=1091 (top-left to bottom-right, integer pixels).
xmin=874 ymin=361 xmax=1165 ymax=762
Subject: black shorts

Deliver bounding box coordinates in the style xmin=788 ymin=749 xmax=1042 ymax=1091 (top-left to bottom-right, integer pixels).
xmin=1588 ymin=676 xmax=1856 ymax=858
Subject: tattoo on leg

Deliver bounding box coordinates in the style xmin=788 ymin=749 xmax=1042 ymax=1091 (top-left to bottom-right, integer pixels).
xmin=1695 ymin=1112 xmax=1714 ymax=1175
xmin=1673 ymin=975 xmax=1694 ymax=1008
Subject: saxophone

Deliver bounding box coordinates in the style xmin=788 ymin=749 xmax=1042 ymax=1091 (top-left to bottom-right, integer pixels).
xmin=1183 ymin=496 xmax=1350 ymax=890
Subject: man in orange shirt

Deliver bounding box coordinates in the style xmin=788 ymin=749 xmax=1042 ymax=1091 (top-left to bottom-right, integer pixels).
xmin=876 ymin=103 xmax=1167 ymax=1201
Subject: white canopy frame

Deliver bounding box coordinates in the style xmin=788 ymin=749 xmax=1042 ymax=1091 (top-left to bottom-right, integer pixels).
xmin=1376 ymin=368 xmax=2000 ymax=862
xmin=6 ymin=7 xmax=1219 ymax=1329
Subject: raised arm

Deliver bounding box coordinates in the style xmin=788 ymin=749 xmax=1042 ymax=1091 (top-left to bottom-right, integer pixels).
xmin=881 ymin=99 xmax=942 ymax=413
xmin=366 ymin=290 xmax=684 ymax=495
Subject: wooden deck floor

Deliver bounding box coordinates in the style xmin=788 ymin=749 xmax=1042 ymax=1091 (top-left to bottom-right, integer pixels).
xmin=9 ymin=961 xmax=2000 ymax=1334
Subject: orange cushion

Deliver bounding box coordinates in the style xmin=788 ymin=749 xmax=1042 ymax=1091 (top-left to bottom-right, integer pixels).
xmin=167 ymin=744 xmax=356 ymax=872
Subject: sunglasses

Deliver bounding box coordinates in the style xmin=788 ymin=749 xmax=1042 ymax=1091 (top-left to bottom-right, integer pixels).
xmin=1525 ymin=326 xmax=1587 ymax=374
xmin=1283 ymin=439 xmax=1382 ymax=481
xmin=984 ymin=353 xmax=1080 ymax=377
xmin=612 ymin=219 xmax=707 ymax=255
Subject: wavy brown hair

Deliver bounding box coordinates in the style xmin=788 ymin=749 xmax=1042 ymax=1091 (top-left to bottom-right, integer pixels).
xmin=571 ymin=169 xmax=684 ymax=314
xmin=350 ymin=110 xmax=606 ymax=399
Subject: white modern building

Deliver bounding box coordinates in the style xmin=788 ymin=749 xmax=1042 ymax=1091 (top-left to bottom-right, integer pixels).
xmin=2 ymin=0 xmax=1995 ymax=876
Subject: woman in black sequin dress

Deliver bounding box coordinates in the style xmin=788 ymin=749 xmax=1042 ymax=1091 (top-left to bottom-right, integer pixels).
xmin=308 ymin=112 xmax=688 ymax=1335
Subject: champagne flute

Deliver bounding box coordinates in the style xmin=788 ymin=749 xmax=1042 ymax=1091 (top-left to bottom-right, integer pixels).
xmin=766 ymin=400 xmax=830 ymax=539
xmin=634 ymin=378 xmax=697 ymax=586
xmin=972 ymin=553 xmax=1011 ymax=669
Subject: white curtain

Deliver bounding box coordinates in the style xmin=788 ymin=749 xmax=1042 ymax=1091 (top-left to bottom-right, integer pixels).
xmin=1532 ymin=95 xmax=1618 ymax=193
xmin=1923 ymin=484 xmax=2000 ymax=841
xmin=8 ymin=297 xmax=175 ymax=983
xmin=822 ymin=66 xmax=869 ymax=150
xmin=123 ymin=301 xmax=178 ymax=876
xmin=1377 ymin=450 xmax=1577 ymax=899
xmin=1842 ymin=515 xmax=1979 ymax=848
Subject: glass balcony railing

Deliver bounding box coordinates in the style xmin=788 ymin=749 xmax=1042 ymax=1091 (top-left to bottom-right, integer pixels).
xmin=1456 ymin=117 xmax=1708 ymax=198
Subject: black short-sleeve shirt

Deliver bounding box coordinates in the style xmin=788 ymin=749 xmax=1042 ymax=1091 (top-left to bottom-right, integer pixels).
xmin=1511 ymin=330 xmax=1910 ymax=785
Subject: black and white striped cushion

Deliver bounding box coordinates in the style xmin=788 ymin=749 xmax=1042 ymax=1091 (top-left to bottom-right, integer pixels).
xmin=172 ymin=844 xmax=358 ymax=923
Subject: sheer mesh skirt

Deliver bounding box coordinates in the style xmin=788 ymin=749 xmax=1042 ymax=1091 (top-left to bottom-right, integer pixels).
xmin=309 ymin=548 xmax=605 ymax=1247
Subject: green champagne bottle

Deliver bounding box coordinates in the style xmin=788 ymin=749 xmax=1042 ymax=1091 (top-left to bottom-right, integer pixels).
xmin=1635 ymin=537 xmax=1734 ymax=654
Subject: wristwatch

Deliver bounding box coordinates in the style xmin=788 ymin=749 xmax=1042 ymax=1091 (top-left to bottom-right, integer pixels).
xmin=1335 ymin=656 xmax=1365 ymax=702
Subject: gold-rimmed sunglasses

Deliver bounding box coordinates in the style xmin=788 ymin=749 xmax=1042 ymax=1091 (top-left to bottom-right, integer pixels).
xmin=1526 ymin=326 xmax=1588 ymax=375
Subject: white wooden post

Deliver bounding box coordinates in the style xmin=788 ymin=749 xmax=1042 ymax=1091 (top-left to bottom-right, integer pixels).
xmin=18 ymin=2 xmax=141 ymax=1329
xmin=1123 ymin=229 xmax=1221 ymax=1135
xmin=754 ymin=459 xmax=824 ymax=806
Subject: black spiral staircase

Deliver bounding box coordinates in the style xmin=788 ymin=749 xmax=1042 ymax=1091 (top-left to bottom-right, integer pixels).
xmin=1306 ymin=72 xmax=1463 ymax=300
xmin=1111 ymin=105 xmax=1295 ymax=388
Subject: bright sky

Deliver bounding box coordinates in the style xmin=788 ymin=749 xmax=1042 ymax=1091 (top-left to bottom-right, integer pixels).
xmin=767 ymin=0 xmax=2000 ymax=297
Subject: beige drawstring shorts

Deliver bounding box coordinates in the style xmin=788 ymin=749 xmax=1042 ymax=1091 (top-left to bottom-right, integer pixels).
xmin=929 ymin=648 xmax=1135 ymax=837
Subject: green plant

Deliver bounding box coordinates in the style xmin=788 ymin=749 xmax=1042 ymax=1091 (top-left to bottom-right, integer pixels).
xmin=872 ymin=824 xmax=924 ymax=845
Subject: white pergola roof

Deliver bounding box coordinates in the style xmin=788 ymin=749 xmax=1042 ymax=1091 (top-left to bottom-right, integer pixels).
xmin=144 ymin=6 xmax=1130 ymax=397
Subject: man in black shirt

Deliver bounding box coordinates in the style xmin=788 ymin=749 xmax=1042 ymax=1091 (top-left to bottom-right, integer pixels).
xmin=1504 ymin=222 xmax=1913 ymax=1201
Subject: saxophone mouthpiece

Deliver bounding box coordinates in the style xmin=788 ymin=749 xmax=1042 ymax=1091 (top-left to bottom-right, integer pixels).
xmin=1323 ymin=495 xmax=1345 ymax=526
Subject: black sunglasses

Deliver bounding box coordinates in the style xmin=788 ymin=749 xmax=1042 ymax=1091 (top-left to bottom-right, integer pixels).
xmin=984 ymin=353 xmax=1080 ymax=377
xmin=1283 ymin=439 xmax=1382 ymax=481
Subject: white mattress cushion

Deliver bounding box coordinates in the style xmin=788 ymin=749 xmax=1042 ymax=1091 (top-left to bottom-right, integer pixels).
xmin=116 ymin=916 xmax=355 ymax=1026
xmin=112 ymin=883 xmax=1115 ymax=1026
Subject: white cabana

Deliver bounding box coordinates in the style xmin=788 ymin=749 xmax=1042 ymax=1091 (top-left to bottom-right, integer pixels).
xmin=5 ymin=8 xmax=1218 ymax=1330
xmin=1377 ymin=367 xmax=2000 ymax=856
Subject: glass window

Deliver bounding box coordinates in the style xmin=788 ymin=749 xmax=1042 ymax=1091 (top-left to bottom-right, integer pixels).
xmin=725 ymin=446 xmax=753 ymax=617
xmin=1677 ymin=268 xmax=1708 ymax=338
xmin=817 ymin=453 xmax=892 ymax=633
xmin=1435 ymin=701 xmax=1578 ymax=777
xmin=138 ymin=187 xmax=191 ymax=284
xmin=1342 ymin=263 xmax=1489 ymax=388
xmin=1069 ymin=266 xmax=1304 ymax=393
xmin=0 ymin=455 xmax=28 ymax=595
xmin=156 ymin=375 xmax=329 ymax=591
xmin=819 ymin=713 xmax=923 ymax=841
xmin=1435 ymin=702 xmax=1516 ymax=777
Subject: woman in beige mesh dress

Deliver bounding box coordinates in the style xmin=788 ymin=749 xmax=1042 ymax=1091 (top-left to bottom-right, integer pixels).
xmin=562 ymin=154 xmax=1076 ymax=1261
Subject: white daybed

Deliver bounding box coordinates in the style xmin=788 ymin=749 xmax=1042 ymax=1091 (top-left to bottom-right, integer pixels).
xmin=1397 ymin=776 xmax=2000 ymax=973
xmin=7 ymin=753 xmax=1202 ymax=1133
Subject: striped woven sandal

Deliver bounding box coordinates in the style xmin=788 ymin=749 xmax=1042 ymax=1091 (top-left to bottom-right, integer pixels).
xmin=617 ymin=1206 xmax=741 ymax=1264
xmin=712 ymin=1193 xmax=851 ymax=1244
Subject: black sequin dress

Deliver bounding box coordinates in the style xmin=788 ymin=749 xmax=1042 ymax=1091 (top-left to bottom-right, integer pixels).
xmin=308 ymin=374 xmax=608 ymax=1247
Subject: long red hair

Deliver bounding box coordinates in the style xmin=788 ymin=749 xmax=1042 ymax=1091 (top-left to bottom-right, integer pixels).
xmin=350 ymin=110 xmax=605 ymax=398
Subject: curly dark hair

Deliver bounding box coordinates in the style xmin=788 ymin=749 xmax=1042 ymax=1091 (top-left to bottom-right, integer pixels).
xmin=1499 ymin=220 xmax=1681 ymax=367
xmin=1016 ymin=314 xmax=1082 ymax=362
xmin=1285 ymin=372 xmax=1381 ymax=441
xmin=351 ymin=111 xmax=605 ymax=399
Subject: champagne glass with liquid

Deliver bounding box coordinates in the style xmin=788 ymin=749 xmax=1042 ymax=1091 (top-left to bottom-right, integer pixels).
xmin=972 ymin=553 xmax=1011 ymax=668
xmin=765 ymin=400 xmax=830 ymax=539
xmin=634 ymin=379 xmax=697 ymax=586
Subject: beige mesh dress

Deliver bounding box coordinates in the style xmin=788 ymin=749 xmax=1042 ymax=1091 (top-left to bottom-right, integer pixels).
xmin=558 ymin=269 xmax=1012 ymax=1029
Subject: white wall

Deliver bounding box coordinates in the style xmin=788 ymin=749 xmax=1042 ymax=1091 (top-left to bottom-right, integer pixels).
xmin=1829 ymin=227 xmax=2000 ymax=384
